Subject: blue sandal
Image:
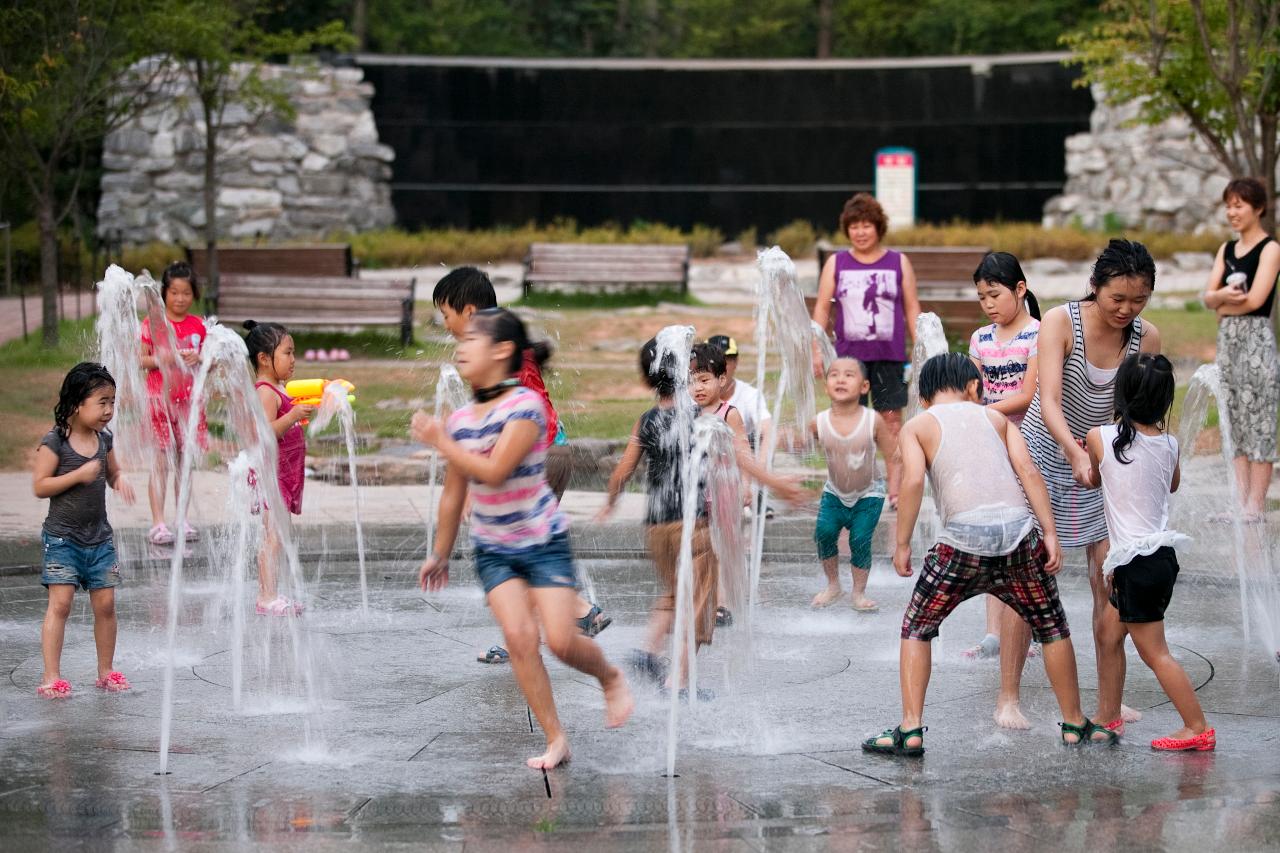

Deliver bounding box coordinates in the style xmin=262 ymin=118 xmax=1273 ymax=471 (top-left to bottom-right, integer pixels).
xmin=477 ymin=645 xmax=509 ymax=664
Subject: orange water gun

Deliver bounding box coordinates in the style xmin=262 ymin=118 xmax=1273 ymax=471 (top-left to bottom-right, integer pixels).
xmin=285 ymin=378 xmax=356 ymax=424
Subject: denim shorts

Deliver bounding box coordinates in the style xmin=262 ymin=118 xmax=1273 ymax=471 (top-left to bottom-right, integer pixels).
xmin=473 ymin=531 xmax=578 ymax=594
xmin=41 ymin=531 xmax=120 ymax=590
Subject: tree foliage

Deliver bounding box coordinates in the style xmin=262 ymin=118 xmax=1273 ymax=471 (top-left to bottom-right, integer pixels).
xmin=1065 ymin=0 xmax=1280 ymax=231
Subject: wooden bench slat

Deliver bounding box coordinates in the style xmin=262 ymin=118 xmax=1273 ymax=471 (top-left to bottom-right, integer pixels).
xmin=522 ymin=242 xmax=689 ymax=295
xmin=189 ymin=245 xmax=353 ymax=279
xmin=214 ymin=271 xmax=415 ymax=344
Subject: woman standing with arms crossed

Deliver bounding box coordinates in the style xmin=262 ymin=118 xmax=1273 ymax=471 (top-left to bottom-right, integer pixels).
xmin=812 ymin=193 xmax=920 ymax=508
xmin=1013 ymin=239 xmax=1162 ymax=733
xmin=1202 ymin=177 xmax=1280 ymax=521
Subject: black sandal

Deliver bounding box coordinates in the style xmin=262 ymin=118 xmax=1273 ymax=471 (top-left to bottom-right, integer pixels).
xmin=861 ymin=725 xmax=926 ymax=757
xmin=715 ymin=606 xmax=734 ymax=627
xmin=1059 ymin=718 xmax=1118 ymax=746
xmin=576 ymin=605 xmax=612 ymax=637
xmin=476 ymin=645 xmax=510 ymax=664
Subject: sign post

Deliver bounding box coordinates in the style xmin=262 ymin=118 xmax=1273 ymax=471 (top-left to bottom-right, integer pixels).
xmin=874 ymin=147 xmax=917 ymax=228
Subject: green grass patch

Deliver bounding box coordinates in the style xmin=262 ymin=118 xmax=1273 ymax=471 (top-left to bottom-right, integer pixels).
xmin=515 ymin=288 xmax=701 ymax=310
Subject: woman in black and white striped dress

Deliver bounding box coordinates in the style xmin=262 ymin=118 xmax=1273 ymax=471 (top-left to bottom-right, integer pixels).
xmin=1017 ymin=240 xmax=1162 ymax=732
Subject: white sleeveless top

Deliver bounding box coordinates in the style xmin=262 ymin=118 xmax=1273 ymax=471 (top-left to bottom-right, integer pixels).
xmin=1098 ymin=424 xmax=1190 ymax=578
xmin=925 ymin=402 xmax=1034 ymax=556
xmin=817 ymin=407 xmax=882 ymax=505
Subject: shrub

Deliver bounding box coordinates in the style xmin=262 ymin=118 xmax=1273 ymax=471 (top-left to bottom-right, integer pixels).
xmin=769 ymin=219 xmax=817 ymax=258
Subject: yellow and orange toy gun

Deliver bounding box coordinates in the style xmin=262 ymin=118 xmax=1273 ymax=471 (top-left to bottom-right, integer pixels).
xmin=285 ymin=378 xmax=356 ymax=425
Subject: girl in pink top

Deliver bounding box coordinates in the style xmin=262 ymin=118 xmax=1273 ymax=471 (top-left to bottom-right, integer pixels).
xmin=965 ymin=252 xmax=1045 ymax=730
xmin=412 ymin=308 xmax=632 ymax=771
xmin=246 ymin=320 xmax=313 ymax=617
xmin=140 ymin=262 xmax=207 ymax=546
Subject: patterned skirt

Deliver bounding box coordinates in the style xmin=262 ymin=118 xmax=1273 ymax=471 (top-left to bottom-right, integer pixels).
xmin=1217 ymin=316 xmax=1280 ymax=462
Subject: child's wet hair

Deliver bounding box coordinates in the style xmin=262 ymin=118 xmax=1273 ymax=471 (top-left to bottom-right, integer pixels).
xmin=55 ymin=362 xmax=116 ymax=437
xmin=827 ymin=356 xmax=867 ymax=379
xmin=243 ymin=320 xmax=290 ymax=370
xmin=1084 ymin=239 xmax=1156 ymax=348
xmin=1111 ymin=353 xmax=1175 ymax=464
xmin=918 ymin=352 xmax=980 ymax=402
xmin=433 ymin=266 xmax=498 ymax=312
xmin=470 ymin=308 xmax=550 ymax=375
xmin=690 ymin=342 xmax=726 ymax=377
xmin=973 ymin=251 xmax=1040 ymax=320
xmin=161 ymin=260 xmax=199 ymax=301
xmin=640 ymin=337 xmax=679 ymax=396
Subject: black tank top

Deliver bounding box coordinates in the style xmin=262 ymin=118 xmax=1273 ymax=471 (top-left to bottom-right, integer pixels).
xmin=1223 ymin=236 xmax=1277 ymax=318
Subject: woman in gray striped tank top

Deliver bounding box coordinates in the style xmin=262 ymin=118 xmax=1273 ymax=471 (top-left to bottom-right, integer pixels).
xmin=1017 ymin=240 xmax=1163 ymax=729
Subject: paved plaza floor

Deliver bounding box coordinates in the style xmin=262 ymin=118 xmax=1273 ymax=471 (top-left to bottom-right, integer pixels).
xmin=1 ymin=522 xmax=1278 ymax=852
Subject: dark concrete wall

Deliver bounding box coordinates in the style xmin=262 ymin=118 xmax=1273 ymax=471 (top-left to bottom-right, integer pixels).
xmin=357 ymin=56 xmax=1093 ymax=232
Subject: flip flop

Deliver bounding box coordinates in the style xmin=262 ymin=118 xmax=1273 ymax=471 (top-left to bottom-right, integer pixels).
xmin=36 ymin=679 xmax=72 ymax=699
xmin=477 ymin=645 xmax=509 ymax=664
xmin=95 ymin=671 xmax=131 ymax=692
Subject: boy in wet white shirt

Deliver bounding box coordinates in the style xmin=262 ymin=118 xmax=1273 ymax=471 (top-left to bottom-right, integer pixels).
xmin=807 ymin=357 xmax=897 ymax=611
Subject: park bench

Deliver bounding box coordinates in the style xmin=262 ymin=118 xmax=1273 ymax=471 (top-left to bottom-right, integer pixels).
xmin=810 ymin=242 xmax=989 ymax=339
xmin=187 ymin=244 xmax=356 ymax=281
xmin=212 ymin=274 xmax=417 ymax=345
xmin=522 ymin=243 xmax=690 ymax=297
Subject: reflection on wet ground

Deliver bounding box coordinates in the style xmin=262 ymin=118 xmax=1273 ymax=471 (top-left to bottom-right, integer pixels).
xmin=1 ymin=541 xmax=1278 ymax=851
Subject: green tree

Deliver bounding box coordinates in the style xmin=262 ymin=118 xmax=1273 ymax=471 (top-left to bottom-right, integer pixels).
xmin=1065 ymin=0 xmax=1280 ymax=233
xmin=151 ymin=1 xmax=352 ymax=298
xmin=0 ymin=1 xmax=156 ymax=346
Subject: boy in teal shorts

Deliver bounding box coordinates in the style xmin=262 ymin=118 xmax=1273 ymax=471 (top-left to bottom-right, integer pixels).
xmin=808 ymin=357 xmax=897 ymax=610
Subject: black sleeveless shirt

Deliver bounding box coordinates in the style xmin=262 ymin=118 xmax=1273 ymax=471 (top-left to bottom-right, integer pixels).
xmin=1223 ymin=236 xmax=1277 ymax=318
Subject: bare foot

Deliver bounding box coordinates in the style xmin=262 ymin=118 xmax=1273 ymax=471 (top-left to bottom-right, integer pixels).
xmin=1121 ymin=704 xmax=1143 ymax=723
xmin=527 ymin=737 xmax=571 ymax=770
xmin=811 ymin=586 xmax=842 ymax=608
xmin=993 ymin=701 xmax=1031 ymax=730
xmin=602 ymin=667 xmax=634 ymax=729
xmin=851 ymin=595 xmax=879 ymax=612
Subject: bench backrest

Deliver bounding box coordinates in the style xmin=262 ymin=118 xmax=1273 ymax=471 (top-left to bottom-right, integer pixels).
xmin=215 ymin=275 xmax=413 ymax=324
xmin=816 ymin=242 xmax=989 ymax=289
xmin=188 ymin=245 xmax=354 ymax=280
xmin=524 ymin=243 xmax=689 ymax=290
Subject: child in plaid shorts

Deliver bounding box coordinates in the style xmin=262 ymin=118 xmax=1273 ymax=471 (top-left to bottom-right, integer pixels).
xmin=862 ymin=353 xmax=1118 ymax=757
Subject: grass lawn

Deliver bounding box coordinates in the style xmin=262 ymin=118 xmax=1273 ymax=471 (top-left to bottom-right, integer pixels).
xmin=0 ymin=300 xmax=1247 ymax=470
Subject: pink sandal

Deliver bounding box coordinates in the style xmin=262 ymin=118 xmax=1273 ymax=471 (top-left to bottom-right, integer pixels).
xmin=95 ymin=671 xmax=131 ymax=692
xmin=255 ymin=596 xmax=304 ymax=617
xmin=148 ymin=523 xmax=175 ymax=545
xmin=37 ymin=679 xmax=72 ymax=699
xmin=1151 ymin=728 xmax=1215 ymax=751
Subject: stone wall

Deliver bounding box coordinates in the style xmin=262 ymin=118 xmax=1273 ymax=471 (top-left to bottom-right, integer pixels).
xmin=97 ymin=62 xmax=395 ymax=245
xmin=1042 ymin=85 xmax=1232 ymax=233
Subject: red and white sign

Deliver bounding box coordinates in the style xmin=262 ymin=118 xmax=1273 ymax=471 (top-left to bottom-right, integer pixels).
xmin=875 ymin=148 xmax=917 ymax=228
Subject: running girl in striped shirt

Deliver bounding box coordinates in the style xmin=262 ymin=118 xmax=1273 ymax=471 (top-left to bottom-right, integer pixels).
xmin=411 ymin=308 xmax=633 ymax=770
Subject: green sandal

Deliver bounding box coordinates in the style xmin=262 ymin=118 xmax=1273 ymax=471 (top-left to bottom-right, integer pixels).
xmin=861 ymin=725 xmax=926 ymax=757
xmin=1059 ymin=718 xmax=1118 ymax=746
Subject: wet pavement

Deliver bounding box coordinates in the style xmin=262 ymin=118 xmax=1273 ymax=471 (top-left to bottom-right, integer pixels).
xmin=2 ymin=525 xmax=1278 ymax=852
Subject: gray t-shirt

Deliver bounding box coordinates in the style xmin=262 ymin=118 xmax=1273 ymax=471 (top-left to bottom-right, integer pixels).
xmin=40 ymin=428 xmax=113 ymax=546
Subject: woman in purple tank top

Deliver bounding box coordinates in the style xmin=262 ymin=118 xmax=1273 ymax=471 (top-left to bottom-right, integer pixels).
xmin=812 ymin=193 xmax=920 ymax=507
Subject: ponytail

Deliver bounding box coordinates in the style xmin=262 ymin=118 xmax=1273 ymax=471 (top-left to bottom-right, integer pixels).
xmin=973 ymin=251 xmax=1039 ymax=320
xmin=1111 ymin=353 xmax=1176 ymax=464
xmin=470 ymin=308 xmax=552 ymax=375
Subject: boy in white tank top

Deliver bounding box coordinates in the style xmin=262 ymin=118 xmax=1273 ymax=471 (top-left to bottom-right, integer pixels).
xmin=864 ymin=353 xmax=1117 ymax=757
xmin=807 ymin=358 xmax=897 ymax=610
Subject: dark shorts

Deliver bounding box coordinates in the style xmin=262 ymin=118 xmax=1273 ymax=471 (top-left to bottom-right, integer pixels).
xmin=474 ymin=531 xmax=578 ymax=594
xmin=859 ymin=360 xmax=908 ymax=412
xmin=1109 ymin=547 xmax=1179 ymax=623
xmin=899 ymin=531 xmax=1070 ymax=644
xmin=41 ymin=532 xmax=120 ymax=590
xmin=814 ymin=491 xmax=884 ymax=567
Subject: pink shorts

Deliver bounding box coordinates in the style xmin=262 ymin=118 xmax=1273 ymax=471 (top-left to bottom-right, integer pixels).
xmin=149 ymin=398 xmax=208 ymax=453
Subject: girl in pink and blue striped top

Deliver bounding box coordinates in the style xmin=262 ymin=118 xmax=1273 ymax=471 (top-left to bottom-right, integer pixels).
xmin=411 ymin=308 xmax=632 ymax=771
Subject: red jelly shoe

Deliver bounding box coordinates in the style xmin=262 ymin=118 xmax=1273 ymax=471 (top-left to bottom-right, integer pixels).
xmin=1151 ymin=728 xmax=1215 ymax=752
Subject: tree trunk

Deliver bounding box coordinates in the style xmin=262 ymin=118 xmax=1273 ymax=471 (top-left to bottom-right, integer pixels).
xmin=202 ymin=99 xmax=219 ymax=304
xmin=1261 ymin=113 xmax=1278 ymax=236
xmin=352 ymin=0 xmax=368 ymax=52
xmin=816 ymin=0 xmax=833 ymax=58
xmin=36 ymin=184 xmax=59 ymax=348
